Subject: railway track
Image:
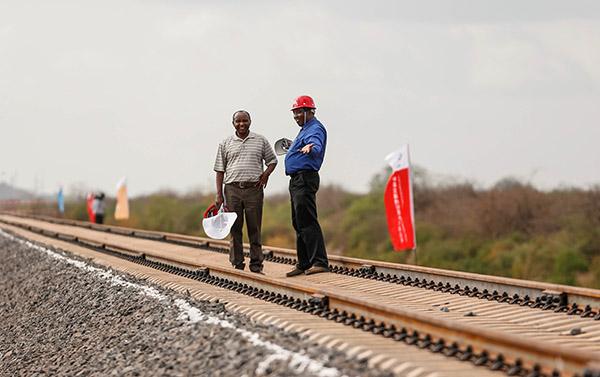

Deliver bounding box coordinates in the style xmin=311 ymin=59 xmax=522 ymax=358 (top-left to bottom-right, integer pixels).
xmin=11 ymin=213 xmax=600 ymax=316
xmin=2 ymin=213 xmax=600 ymax=377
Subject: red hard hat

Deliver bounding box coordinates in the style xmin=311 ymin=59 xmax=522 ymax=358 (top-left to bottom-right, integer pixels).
xmin=291 ymin=95 xmax=316 ymax=110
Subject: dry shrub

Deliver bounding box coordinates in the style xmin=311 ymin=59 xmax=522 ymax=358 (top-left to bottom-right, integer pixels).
xmin=316 ymin=184 xmax=355 ymax=216
xmin=585 ymin=186 xmax=600 ymax=226
xmin=476 ymin=180 xmax=550 ymax=238
xmin=417 ymin=183 xmax=480 ymax=238
xmin=411 ymin=176 xmax=589 ymax=240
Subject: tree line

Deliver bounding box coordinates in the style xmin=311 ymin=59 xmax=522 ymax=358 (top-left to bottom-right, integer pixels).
xmin=55 ymin=168 xmax=600 ymax=288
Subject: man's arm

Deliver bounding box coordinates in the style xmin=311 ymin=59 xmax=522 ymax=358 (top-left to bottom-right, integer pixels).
xmin=300 ymin=126 xmax=325 ymax=156
xmin=258 ymin=137 xmax=278 ymax=188
xmin=215 ymin=171 xmax=224 ymax=207
xmin=257 ymin=163 xmax=276 ymax=188
xmin=213 ymin=142 xmax=226 ymax=208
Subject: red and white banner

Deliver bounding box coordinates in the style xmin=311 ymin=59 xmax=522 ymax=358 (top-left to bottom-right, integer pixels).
xmin=384 ymin=145 xmax=416 ymax=251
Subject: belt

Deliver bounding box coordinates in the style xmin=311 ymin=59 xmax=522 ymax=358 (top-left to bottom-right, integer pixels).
xmin=290 ymin=170 xmax=316 ymax=178
xmin=227 ymin=181 xmax=258 ymax=189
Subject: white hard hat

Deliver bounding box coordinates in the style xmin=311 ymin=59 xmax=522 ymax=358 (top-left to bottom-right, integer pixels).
xmin=274 ymin=138 xmax=293 ymax=156
xmin=202 ymin=204 xmax=237 ymax=239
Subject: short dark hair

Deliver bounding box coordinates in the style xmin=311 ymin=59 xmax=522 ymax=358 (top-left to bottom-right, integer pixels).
xmin=232 ymin=110 xmax=251 ymax=122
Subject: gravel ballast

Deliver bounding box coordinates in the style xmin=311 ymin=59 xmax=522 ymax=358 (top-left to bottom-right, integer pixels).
xmin=0 ymin=230 xmax=394 ymax=377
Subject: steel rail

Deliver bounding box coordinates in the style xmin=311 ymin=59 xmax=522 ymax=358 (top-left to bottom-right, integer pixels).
xmin=1 ymin=216 xmax=599 ymax=377
xmin=7 ymin=212 xmax=600 ymax=313
xmin=184 ymin=259 xmax=600 ymax=377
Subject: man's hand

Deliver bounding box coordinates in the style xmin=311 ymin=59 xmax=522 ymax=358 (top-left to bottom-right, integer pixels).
xmin=300 ymin=143 xmax=314 ymax=154
xmin=257 ymin=171 xmax=270 ymax=188
xmin=215 ymin=193 xmax=224 ymax=208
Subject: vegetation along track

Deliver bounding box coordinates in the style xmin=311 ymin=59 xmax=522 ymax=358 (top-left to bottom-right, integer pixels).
xmin=2 ymin=213 xmax=600 ymax=376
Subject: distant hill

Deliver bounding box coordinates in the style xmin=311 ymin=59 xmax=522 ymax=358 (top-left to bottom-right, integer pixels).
xmin=0 ymin=183 xmax=35 ymax=200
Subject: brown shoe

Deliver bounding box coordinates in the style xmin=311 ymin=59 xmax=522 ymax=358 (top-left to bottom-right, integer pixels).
xmin=305 ymin=266 xmax=330 ymax=275
xmin=285 ymin=267 xmax=305 ymax=277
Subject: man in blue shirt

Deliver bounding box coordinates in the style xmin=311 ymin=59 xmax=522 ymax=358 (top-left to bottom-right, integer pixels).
xmin=284 ymin=95 xmax=330 ymax=277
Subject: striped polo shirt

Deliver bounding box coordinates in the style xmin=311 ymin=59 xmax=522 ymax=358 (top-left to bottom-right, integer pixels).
xmin=213 ymin=132 xmax=278 ymax=184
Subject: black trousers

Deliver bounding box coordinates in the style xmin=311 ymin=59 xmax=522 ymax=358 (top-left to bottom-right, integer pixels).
xmin=95 ymin=214 xmax=104 ymax=224
xmin=289 ymin=171 xmax=329 ymax=270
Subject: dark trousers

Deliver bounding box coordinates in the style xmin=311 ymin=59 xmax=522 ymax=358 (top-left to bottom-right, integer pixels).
xmin=224 ymin=184 xmax=264 ymax=271
xmin=95 ymin=214 xmax=104 ymax=224
xmin=289 ymin=171 xmax=329 ymax=270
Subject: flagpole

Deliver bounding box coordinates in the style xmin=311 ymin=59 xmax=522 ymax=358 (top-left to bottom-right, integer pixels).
xmin=408 ymin=144 xmax=417 ymax=266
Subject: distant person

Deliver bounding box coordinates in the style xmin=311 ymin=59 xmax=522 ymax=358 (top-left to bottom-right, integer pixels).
xmin=284 ymin=95 xmax=330 ymax=277
xmin=213 ymin=110 xmax=277 ymax=273
xmin=92 ymin=192 xmax=106 ymax=224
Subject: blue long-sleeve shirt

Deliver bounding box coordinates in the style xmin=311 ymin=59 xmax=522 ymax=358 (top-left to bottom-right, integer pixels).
xmin=284 ymin=117 xmax=327 ymax=175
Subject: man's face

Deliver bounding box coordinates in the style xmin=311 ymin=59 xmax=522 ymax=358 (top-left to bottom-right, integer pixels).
xmin=233 ymin=112 xmax=251 ymax=137
xmin=293 ymin=108 xmax=309 ymax=126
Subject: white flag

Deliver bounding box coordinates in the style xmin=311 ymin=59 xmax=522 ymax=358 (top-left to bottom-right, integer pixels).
xmin=385 ymin=144 xmax=410 ymax=172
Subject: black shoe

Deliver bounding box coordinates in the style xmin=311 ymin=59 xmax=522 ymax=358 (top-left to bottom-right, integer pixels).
xmin=250 ymin=265 xmax=263 ymax=274
xmin=305 ymin=266 xmax=329 ymax=275
xmin=286 ymin=267 xmax=305 ymax=277
xmin=233 ymin=263 xmax=245 ymax=271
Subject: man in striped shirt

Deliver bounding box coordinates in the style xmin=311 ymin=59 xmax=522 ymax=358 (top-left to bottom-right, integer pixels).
xmin=214 ymin=110 xmax=277 ymax=273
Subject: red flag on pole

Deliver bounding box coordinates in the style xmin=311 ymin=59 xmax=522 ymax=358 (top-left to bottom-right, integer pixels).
xmin=384 ymin=145 xmax=416 ymax=251
xmin=86 ymin=193 xmax=96 ymax=223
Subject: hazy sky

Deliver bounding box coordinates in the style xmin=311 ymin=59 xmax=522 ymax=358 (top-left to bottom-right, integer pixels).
xmin=1 ymin=1 xmax=599 ymax=196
